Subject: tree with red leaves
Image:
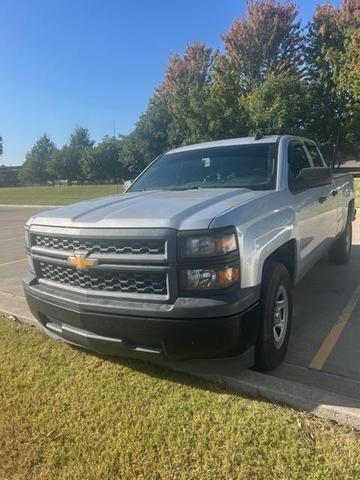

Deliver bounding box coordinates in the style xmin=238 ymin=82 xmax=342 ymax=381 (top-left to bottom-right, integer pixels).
xmin=207 ymin=0 xmax=306 ymax=139
xmin=222 ymin=0 xmax=303 ymax=90
xmin=159 ymin=42 xmax=214 ymax=146
xmin=118 ymin=0 xmax=360 ymax=176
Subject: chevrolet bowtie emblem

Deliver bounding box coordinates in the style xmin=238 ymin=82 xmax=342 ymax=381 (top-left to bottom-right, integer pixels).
xmin=67 ymin=255 xmax=99 ymax=271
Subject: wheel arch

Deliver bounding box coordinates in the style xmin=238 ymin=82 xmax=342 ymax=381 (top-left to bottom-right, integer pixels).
xmin=261 ymin=239 xmax=298 ymax=286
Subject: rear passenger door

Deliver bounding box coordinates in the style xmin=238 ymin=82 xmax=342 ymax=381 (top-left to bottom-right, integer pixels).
xmin=304 ymin=141 xmax=338 ymax=241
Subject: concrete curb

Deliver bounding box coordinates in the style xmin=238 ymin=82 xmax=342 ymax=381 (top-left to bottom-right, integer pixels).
xmin=200 ymin=370 xmax=360 ymax=429
xmin=0 ymin=204 xmax=60 ymax=208
xmin=0 ymin=307 xmax=37 ymax=326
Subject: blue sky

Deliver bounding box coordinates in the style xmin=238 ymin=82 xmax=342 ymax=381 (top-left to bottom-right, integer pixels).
xmin=1 ymin=0 xmax=339 ymax=165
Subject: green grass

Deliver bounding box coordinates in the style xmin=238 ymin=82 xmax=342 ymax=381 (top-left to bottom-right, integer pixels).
xmin=0 ymin=184 xmax=123 ymax=205
xmin=0 ymin=179 xmax=358 ymax=207
xmin=355 ymin=178 xmax=360 ymax=208
xmin=0 ymin=317 xmax=359 ymax=480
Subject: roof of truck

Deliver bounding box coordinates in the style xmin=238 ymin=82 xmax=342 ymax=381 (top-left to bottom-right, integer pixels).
xmin=166 ymin=135 xmax=282 ymax=155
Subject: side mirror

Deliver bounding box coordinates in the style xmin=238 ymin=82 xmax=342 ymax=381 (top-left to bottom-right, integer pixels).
xmin=296 ymin=167 xmax=333 ymax=189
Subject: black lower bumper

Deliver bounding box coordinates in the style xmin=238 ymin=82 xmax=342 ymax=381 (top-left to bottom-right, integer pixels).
xmin=23 ymin=274 xmax=260 ymax=372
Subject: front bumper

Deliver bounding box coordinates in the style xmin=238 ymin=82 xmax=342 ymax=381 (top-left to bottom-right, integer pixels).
xmin=23 ymin=271 xmax=260 ymax=373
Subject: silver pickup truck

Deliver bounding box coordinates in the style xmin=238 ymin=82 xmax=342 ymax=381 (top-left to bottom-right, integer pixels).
xmin=23 ymin=135 xmax=355 ymax=372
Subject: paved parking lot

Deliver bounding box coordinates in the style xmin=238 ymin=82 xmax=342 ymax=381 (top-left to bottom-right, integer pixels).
xmin=1 ymin=206 xmax=359 ymax=411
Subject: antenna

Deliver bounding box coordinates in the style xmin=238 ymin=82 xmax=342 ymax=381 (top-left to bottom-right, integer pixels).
xmin=112 ymin=119 xmax=116 ymax=137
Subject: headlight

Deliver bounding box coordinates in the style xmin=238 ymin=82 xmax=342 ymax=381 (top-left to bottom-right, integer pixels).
xmin=181 ymin=266 xmax=240 ymax=291
xmin=179 ymin=229 xmax=238 ymax=258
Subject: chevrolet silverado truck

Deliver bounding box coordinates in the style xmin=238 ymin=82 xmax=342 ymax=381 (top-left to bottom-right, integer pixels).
xmin=23 ymin=135 xmax=356 ymax=372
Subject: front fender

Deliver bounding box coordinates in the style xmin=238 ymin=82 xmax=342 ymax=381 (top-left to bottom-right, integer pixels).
xmin=237 ymin=208 xmax=296 ymax=288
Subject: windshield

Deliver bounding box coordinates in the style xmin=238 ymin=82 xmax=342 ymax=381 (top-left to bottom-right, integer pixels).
xmin=128 ymin=143 xmax=278 ymax=192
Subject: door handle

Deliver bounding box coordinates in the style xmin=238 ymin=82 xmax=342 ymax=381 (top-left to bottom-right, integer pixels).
xmin=331 ymin=189 xmax=338 ymax=197
xmin=318 ymin=196 xmax=327 ymax=204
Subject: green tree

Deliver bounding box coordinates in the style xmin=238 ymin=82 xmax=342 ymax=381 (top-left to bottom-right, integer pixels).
xmin=0 ymin=136 xmax=3 ymax=157
xmin=208 ymin=0 xmax=304 ymax=139
xmin=159 ymin=42 xmax=214 ymax=146
xmin=120 ymin=96 xmax=172 ymax=176
xmin=81 ymin=135 xmax=126 ymax=182
xmin=306 ymin=0 xmax=360 ymax=166
xmin=119 ymin=133 xmax=146 ymax=178
xmin=120 ymin=43 xmax=213 ymax=175
xmin=48 ymin=127 xmax=95 ymax=184
xmin=246 ymin=72 xmax=311 ymax=135
xmin=337 ymin=1 xmax=360 ymax=149
xmin=20 ymin=134 xmax=57 ymax=184
xmin=222 ymin=0 xmax=303 ymax=90
xmin=207 ymin=54 xmax=249 ymax=139
xmin=47 ymin=146 xmax=79 ymax=185
xmin=69 ymin=126 xmax=95 ymax=148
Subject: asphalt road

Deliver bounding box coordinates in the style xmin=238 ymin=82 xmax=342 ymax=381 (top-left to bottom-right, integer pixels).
xmin=1 ymin=205 xmax=359 ymax=407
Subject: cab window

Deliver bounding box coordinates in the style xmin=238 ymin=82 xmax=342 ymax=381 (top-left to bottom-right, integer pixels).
xmin=305 ymin=143 xmax=324 ymax=167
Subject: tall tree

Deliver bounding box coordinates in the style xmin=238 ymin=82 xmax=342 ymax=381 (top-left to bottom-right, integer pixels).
xmin=208 ymin=0 xmax=304 ymax=139
xmin=20 ymin=134 xmax=57 ymax=184
xmin=159 ymin=42 xmax=214 ymax=146
xmin=119 ymin=133 xmax=145 ymax=178
xmin=222 ymin=0 xmax=303 ymax=91
xmin=47 ymin=127 xmax=95 ymax=184
xmin=120 ymin=96 xmax=172 ymax=176
xmin=69 ymin=127 xmax=95 ymax=148
xmin=81 ymin=135 xmax=126 ymax=182
xmin=337 ymin=0 xmax=360 ymax=148
xmin=306 ymin=0 xmax=360 ymax=165
xmin=0 ymin=136 xmax=3 ymax=157
xmin=246 ymin=72 xmax=311 ymax=135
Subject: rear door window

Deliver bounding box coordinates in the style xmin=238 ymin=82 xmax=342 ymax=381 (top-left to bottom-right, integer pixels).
xmin=305 ymin=143 xmax=324 ymax=167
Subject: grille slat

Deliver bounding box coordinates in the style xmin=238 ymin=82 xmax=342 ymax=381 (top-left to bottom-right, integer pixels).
xmin=38 ymin=262 xmax=167 ymax=295
xmin=33 ymin=235 xmax=165 ymax=256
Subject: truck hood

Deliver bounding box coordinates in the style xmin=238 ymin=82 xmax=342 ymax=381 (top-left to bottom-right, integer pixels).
xmin=30 ymin=188 xmax=268 ymax=230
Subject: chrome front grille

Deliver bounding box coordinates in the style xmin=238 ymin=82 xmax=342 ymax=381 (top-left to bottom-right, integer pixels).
xmin=37 ymin=261 xmax=167 ymax=295
xmin=32 ymin=234 xmax=165 ymax=256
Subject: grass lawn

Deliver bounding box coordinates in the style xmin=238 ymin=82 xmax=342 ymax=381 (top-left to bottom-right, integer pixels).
xmin=0 ymin=180 xmax=358 ymax=207
xmin=355 ymin=178 xmax=360 ymax=208
xmin=0 ymin=317 xmax=359 ymax=480
xmin=0 ymin=184 xmax=123 ymax=205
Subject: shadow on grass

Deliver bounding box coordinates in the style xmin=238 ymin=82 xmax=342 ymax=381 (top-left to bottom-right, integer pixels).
xmin=67 ymin=244 xmax=360 ymax=412
xmin=72 ymin=344 xmax=243 ymax=399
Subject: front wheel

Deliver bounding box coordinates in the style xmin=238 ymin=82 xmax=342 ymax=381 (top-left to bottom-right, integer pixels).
xmin=255 ymin=261 xmax=293 ymax=372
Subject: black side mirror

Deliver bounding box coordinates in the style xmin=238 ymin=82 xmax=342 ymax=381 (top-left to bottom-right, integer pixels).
xmin=296 ymin=167 xmax=333 ymax=189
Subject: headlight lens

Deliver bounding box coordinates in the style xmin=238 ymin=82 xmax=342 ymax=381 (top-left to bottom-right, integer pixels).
xmin=179 ymin=230 xmax=238 ymax=258
xmin=181 ymin=266 xmax=240 ymax=291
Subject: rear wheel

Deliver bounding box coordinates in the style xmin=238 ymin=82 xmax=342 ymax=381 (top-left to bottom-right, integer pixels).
xmin=255 ymin=261 xmax=292 ymax=372
xmin=329 ymin=217 xmax=352 ymax=265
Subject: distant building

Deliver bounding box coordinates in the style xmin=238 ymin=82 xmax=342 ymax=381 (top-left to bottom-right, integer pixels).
xmin=0 ymin=165 xmax=21 ymax=186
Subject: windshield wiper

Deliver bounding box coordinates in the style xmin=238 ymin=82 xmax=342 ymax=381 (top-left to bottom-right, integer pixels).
xmin=166 ymin=185 xmax=200 ymax=191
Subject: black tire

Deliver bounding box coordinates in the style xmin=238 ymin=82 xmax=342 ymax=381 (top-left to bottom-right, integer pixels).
xmin=255 ymin=261 xmax=293 ymax=372
xmin=329 ymin=217 xmax=352 ymax=265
